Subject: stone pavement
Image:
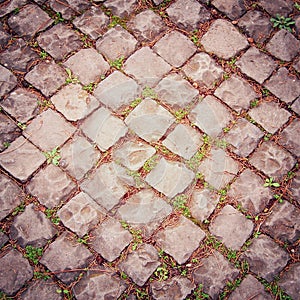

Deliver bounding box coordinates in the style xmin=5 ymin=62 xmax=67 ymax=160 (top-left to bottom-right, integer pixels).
xmin=0 ymin=0 xmax=299 ymax=299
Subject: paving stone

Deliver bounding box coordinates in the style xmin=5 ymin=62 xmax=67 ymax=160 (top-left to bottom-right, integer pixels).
xmin=0 ymin=114 xmax=21 ymax=152
xmin=214 ymin=75 xmax=258 ymax=112
xmin=225 ymin=118 xmax=264 ymax=157
xmin=155 ymin=73 xmax=199 ymax=109
xmin=289 ymin=170 xmax=300 ymax=204
xmin=0 ymin=65 xmax=17 ymax=98
xmin=49 ymin=0 xmax=91 ymax=20
xmin=7 ymin=4 xmax=52 ymax=39
xmin=278 ymin=262 xmax=300 ymax=300
xmin=150 ymin=276 xmax=195 ymax=300
xmin=81 ymin=107 xmax=128 ymax=151
xmin=10 ymin=203 xmax=57 ymax=247
xmin=0 ymin=0 xmax=28 ymax=17
xmin=153 ymin=30 xmax=196 ymax=67
xmin=212 ymin=0 xmax=246 ymax=20
xmin=209 ymin=205 xmax=254 ymax=250
xmin=193 ymin=250 xmax=239 ymax=299
xmin=188 ymin=95 xmax=233 ymax=137
xmin=60 ymin=135 xmax=101 ymax=180
xmin=291 ymin=97 xmax=300 ymax=115
xmin=37 ymin=24 xmax=82 ymax=60
xmin=198 ymin=148 xmax=240 ymax=190
xmin=113 ymin=140 xmax=156 ymax=171
xmin=146 ymin=158 xmax=195 ymax=198
xmin=0 ymin=38 xmax=38 ymax=72
xmin=90 ymin=217 xmax=132 ymax=262
xmin=278 ymin=119 xmax=300 ymax=156
xmin=73 ymin=269 xmax=127 ymax=300
xmin=24 ymin=109 xmax=76 ymax=151
xmin=94 ymin=71 xmax=141 ymax=112
xmin=236 ymin=47 xmax=277 ymax=84
xmin=104 ymin=0 xmax=138 ymax=18
xmin=248 ymin=101 xmax=291 ymax=134
xmin=258 ymin=0 xmax=293 ymax=17
xmin=262 ymin=201 xmax=300 ymax=243
xmin=117 ymin=189 xmax=172 ymax=237
xmin=96 ymin=25 xmax=138 ymax=61
xmin=240 ymin=234 xmax=289 ymax=281
xmin=51 ymin=84 xmax=99 ymax=121
xmin=0 ymin=23 xmax=11 ymax=49
xmin=26 ymin=164 xmax=76 ymax=208
xmin=228 ymin=274 xmax=273 ymax=300
xmin=162 ymin=124 xmax=203 ymax=160
xmin=201 ymin=19 xmax=248 ymax=59
xmin=0 ymin=173 xmax=23 ymax=220
xmin=128 ymin=10 xmax=166 ymax=42
xmin=266 ymin=30 xmax=300 ymax=62
xmin=64 ymin=49 xmax=109 ymax=86
xmin=182 ymin=53 xmax=224 ymax=88
xmin=238 ymin=10 xmax=273 ymax=42
xmin=265 ymin=67 xmax=300 ymax=103
xmin=40 ymin=232 xmax=93 ymax=284
xmin=125 ymin=99 xmax=174 ymax=143
xmin=294 ymin=57 xmax=300 ymax=73
xmin=124 ymin=47 xmax=172 ymax=87
xmin=0 ymin=248 xmax=33 ymax=295
xmin=155 ymin=216 xmax=205 ymax=264
xmin=0 ymin=136 xmax=46 ymax=182
xmin=20 ymin=278 xmax=63 ymax=300
xmin=1 ymin=88 xmax=39 ymax=123
xmin=81 ymin=162 xmax=134 ymax=211
xmin=0 ymin=232 xmax=9 ymax=249
xmin=24 ymin=60 xmax=66 ymax=97
xmin=119 ymin=243 xmax=160 ymax=286
xmin=228 ymin=168 xmax=272 ymax=215
xmin=190 ymin=189 xmax=219 ymax=222
xmin=166 ymin=0 xmax=211 ymax=31
xmin=58 ymin=192 xmax=104 ymax=237
xmin=296 ymin=15 xmax=300 ymax=36
xmin=249 ymin=141 xmax=296 ymax=180
xmin=73 ymin=6 xmax=109 ymax=39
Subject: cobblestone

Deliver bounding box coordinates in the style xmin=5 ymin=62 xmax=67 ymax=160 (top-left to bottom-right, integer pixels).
xmin=278 ymin=263 xmax=300 ymax=300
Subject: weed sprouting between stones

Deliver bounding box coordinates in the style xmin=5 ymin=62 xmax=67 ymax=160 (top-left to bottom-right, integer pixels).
xmin=172 ymin=194 xmax=191 ymax=217
xmin=25 ymin=245 xmax=43 ymax=265
xmin=270 ymin=14 xmax=295 ymax=32
xmin=142 ymin=86 xmax=158 ymax=99
xmin=120 ymin=221 xmax=143 ymax=250
xmin=43 ymin=147 xmax=61 ymax=166
xmin=109 ymin=56 xmax=125 ymax=70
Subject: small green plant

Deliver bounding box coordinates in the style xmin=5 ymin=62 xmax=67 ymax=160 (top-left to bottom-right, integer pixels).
xmin=83 ymin=82 xmax=96 ymax=93
xmin=262 ymin=88 xmax=270 ymax=97
xmin=25 ymin=245 xmax=43 ymax=265
xmin=264 ymin=177 xmax=280 ymax=187
xmin=250 ymin=99 xmax=259 ymax=107
xmin=295 ymin=3 xmax=300 ymax=11
xmin=43 ymin=147 xmax=61 ymax=166
xmin=228 ymin=57 xmax=237 ymax=69
xmin=192 ymin=284 xmax=210 ymax=300
xmin=120 ymin=271 xmax=128 ymax=280
xmin=34 ymin=271 xmax=51 ymax=280
xmin=13 ymin=7 xmax=20 ymax=14
xmin=65 ymin=68 xmax=79 ymax=84
xmin=80 ymin=35 xmax=93 ymax=48
xmin=274 ymin=194 xmax=284 ymax=203
xmin=127 ymin=170 xmax=144 ymax=188
xmin=143 ymin=155 xmax=158 ymax=172
xmin=130 ymin=97 xmax=142 ymax=108
xmin=77 ymin=235 xmax=89 ymax=245
xmin=53 ymin=12 xmax=64 ymax=24
xmin=109 ymin=55 xmax=125 ymax=70
xmin=17 ymin=122 xmax=26 ymax=130
xmin=174 ymin=108 xmax=189 ymax=121
xmin=135 ymin=288 xmax=149 ymax=299
xmin=12 ymin=203 xmax=25 ymax=216
xmin=121 ymin=221 xmax=143 ymax=250
xmin=270 ymin=14 xmax=295 ymax=32
xmin=3 ymin=142 xmax=10 ymax=148
xmin=172 ymin=194 xmax=191 ymax=217
xmin=45 ymin=208 xmax=60 ymax=225
xmin=108 ymin=15 xmax=127 ymax=28
xmin=142 ymin=86 xmax=157 ymax=99
xmin=37 ymin=99 xmax=52 ymax=108
xmin=264 ymin=133 xmax=272 ymax=141
xmin=223 ymin=72 xmax=230 ymax=80
xmin=223 ymin=126 xmax=230 ymax=133
xmin=154 ymin=263 xmax=169 ymax=281
xmin=56 ymin=289 xmax=72 ymax=300
xmin=39 ymin=50 xmax=48 ymax=59
xmin=190 ymin=30 xmax=201 ymax=47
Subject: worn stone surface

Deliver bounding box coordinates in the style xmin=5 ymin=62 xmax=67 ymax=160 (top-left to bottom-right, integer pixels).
xmin=40 ymin=232 xmax=93 ymax=284
xmin=0 ymin=23 xmax=10 ymax=49
xmin=212 ymin=0 xmax=246 ymax=20
xmin=228 ymin=168 xmax=272 ymax=214
xmin=291 ymin=97 xmax=300 ymax=115
xmin=259 ymin=0 xmax=293 ymax=17
xmin=0 ymin=114 xmax=21 ymax=152
xmin=166 ymin=0 xmax=211 ymax=31
xmin=249 ymin=101 xmax=291 ymax=134
xmin=249 ymin=141 xmax=296 ymax=180
xmin=155 ymin=216 xmax=206 ymax=264
xmin=27 ymin=164 xmax=76 ymax=208
xmin=214 ymin=75 xmax=258 ymax=112
xmin=225 ymin=118 xmax=264 ymax=157
xmin=265 ymin=67 xmax=300 ymax=103
xmin=236 ymin=47 xmax=277 ymax=84
xmin=278 ymin=263 xmax=300 ymax=300
xmin=0 ymin=65 xmax=17 ymax=98
xmin=0 ymin=0 xmax=29 ymax=17
xmin=290 ymin=171 xmax=300 ymax=204
xmin=146 ymin=158 xmax=195 ymax=198
xmin=90 ymin=217 xmax=132 ymax=262
xmin=104 ymin=0 xmax=137 ymax=18
xmin=119 ymin=244 xmax=160 ymax=286
xmin=182 ymin=53 xmax=224 ymax=88
xmin=193 ymin=250 xmax=239 ymax=299
xmin=0 ymin=232 xmax=8 ymax=249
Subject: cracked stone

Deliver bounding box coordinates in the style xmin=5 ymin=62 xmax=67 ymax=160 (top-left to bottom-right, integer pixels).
xmin=209 ymin=205 xmax=254 ymax=250
xmin=201 ymin=19 xmax=248 ymax=59
xmin=81 ymin=107 xmax=128 ymax=151
xmin=188 ymin=95 xmax=233 ymax=137
xmin=94 ymin=71 xmax=141 ymax=112
xmin=236 ymin=47 xmax=277 ymax=84
xmin=258 ymin=0 xmax=293 ymax=17
xmin=146 ymin=158 xmax=195 ymax=198
xmin=90 ymin=217 xmax=132 ymax=262
xmin=240 ymin=234 xmax=289 ymax=281
xmin=10 ymin=203 xmax=57 ymax=247
xmin=0 ymin=113 xmax=21 ymax=152
xmin=26 ymin=164 xmax=76 ymax=208
xmin=278 ymin=263 xmax=300 ymax=300
xmin=0 ymin=136 xmax=46 ymax=182
xmin=119 ymin=243 xmax=160 ymax=286
xmin=40 ymin=232 xmax=93 ymax=284
xmin=182 ymin=53 xmax=224 ymax=88
xmin=212 ymin=0 xmax=246 ymax=20
xmin=155 ymin=216 xmax=206 ymax=264
xmin=249 ymin=141 xmax=296 ymax=180
xmin=24 ymin=109 xmax=76 ymax=151
xmin=227 ymin=168 xmax=272 ymax=214
xmin=51 ymin=84 xmax=99 ymax=121
xmin=0 ymin=65 xmax=17 ymax=98
xmin=104 ymin=0 xmax=138 ymax=18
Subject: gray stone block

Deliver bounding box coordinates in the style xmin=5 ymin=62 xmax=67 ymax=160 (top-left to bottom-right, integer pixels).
xmin=0 ymin=65 xmax=17 ymax=98
xmin=104 ymin=0 xmax=138 ymax=18
xmin=212 ymin=0 xmax=246 ymax=20
xmin=278 ymin=263 xmax=300 ymax=300
xmin=258 ymin=0 xmax=293 ymax=17
xmin=279 ymin=119 xmax=300 ymax=157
